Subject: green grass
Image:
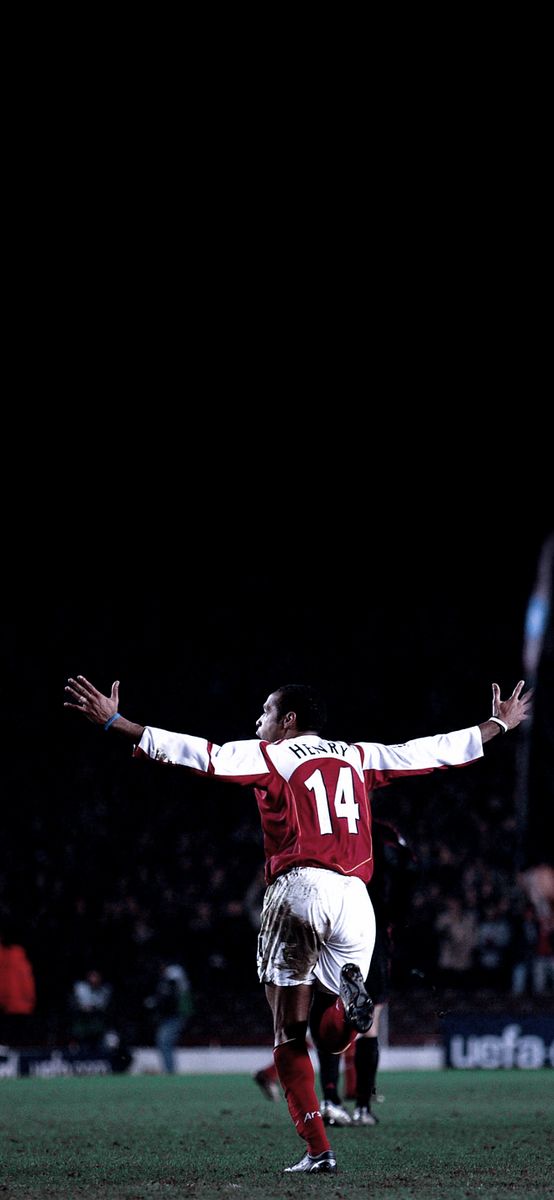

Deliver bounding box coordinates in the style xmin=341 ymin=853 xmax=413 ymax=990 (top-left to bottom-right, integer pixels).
xmin=0 ymin=1071 xmax=551 ymax=1199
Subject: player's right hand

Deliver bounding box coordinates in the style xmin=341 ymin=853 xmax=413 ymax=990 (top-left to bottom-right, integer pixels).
xmin=64 ymin=676 xmax=120 ymax=725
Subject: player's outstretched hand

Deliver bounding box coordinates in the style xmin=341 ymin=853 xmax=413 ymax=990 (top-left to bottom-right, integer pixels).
xmin=64 ymin=676 xmax=120 ymax=726
xmin=492 ymin=680 xmax=533 ymax=730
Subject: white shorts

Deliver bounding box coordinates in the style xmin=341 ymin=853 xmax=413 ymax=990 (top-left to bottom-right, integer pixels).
xmin=257 ymin=866 xmax=375 ymax=994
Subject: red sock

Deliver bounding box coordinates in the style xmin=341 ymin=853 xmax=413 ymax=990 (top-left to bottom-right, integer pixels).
xmin=273 ymin=1041 xmax=330 ymax=1155
xmin=318 ymin=997 xmax=356 ymax=1053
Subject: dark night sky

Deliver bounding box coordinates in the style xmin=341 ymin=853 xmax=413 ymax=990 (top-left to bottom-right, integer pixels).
xmin=5 ymin=516 xmax=552 ymax=771
xmin=3 ymin=513 xmax=550 ymax=710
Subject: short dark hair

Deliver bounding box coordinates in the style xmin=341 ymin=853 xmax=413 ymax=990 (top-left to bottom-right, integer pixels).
xmin=273 ymin=684 xmax=327 ymax=732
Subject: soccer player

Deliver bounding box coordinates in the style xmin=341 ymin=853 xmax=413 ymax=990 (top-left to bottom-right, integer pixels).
xmin=65 ymin=676 xmax=531 ymax=1174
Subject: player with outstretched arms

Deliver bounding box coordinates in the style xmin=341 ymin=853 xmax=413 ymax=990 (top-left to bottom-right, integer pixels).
xmin=65 ymin=677 xmax=531 ymax=1174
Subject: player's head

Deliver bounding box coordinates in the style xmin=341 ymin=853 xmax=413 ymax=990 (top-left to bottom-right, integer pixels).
xmin=86 ymin=969 xmax=103 ymax=987
xmin=256 ymin=684 xmax=327 ymax=742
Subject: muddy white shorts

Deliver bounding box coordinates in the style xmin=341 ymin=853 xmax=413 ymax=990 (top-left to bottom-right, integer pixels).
xmin=257 ymin=866 xmax=375 ymax=993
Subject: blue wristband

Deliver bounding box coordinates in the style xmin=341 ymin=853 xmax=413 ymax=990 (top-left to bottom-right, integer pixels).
xmin=104 ymin=713 xmax=122 ymax=731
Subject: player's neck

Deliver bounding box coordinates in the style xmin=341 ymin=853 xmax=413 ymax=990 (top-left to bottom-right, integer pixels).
xmin=282 ymin=728 xmax=319 ymax=740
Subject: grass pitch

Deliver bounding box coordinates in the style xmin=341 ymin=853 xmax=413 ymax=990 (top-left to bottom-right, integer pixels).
xmin=0 ymin=1070 xmax=551 ymax=1199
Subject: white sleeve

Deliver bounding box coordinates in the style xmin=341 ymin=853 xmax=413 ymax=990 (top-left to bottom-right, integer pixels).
xmin=136 ymin=728 xmax=271 ymax=782
xmin=138 ymin=727 xmax=213 ymax=769
xmin=357 ymin=726 xmax=483 ymax=774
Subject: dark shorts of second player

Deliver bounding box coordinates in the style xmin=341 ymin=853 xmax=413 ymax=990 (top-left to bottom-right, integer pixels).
xmin=366 ymin=926 xmax=391 ymax=1005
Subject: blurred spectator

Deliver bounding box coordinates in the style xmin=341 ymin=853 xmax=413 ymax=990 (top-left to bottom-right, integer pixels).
xmin=510 ymin=901 xmax=540 ymax=995
xmin=0 ymin=924 xmax=36 ymax=1045
xmin=518 ymin=865 xmax=554 ymax=993
xmin=476 ymin=901 xmax=512 ymax=990
xmin=533 ymin=912 xmax=554 ymax=994
xmin=145 ymin=959 xmax=193 ymax=1073
xmin=519 ymin=864 xmax=554 ymax=921
xmin=69 ymin=968 xmax=112 ymax=1053
xmin=435 ymin=896 xmax=478 ymax=990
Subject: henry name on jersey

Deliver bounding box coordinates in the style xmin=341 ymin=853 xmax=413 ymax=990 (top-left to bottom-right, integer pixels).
xmin=287 ymin=741 xmax=349 ymax=760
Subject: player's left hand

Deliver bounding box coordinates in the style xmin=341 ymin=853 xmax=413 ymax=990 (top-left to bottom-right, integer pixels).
xmin=492 ymin=680 xmax=533 ymax=730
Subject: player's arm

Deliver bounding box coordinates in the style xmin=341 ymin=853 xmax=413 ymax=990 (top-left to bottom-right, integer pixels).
xmin=65 ymin=674 xmax=271 ymax=781
xmin=358 ymin=680 xmax=533 ymax=783
xmin=138 ymin=727 xmax=272 ymax=780
xmin=64 ymin=675 xmax=211 ymax=769
xmin=64 ymin=676 xmax=144 ymax=740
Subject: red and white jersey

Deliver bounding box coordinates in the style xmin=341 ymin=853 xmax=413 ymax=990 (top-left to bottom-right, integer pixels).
xmin=136 ymin=726 xmax=483 ymax=885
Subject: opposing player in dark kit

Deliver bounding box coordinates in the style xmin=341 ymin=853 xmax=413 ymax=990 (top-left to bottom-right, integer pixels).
xmin=318 ymin=819 xmax=416 ymax=1127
